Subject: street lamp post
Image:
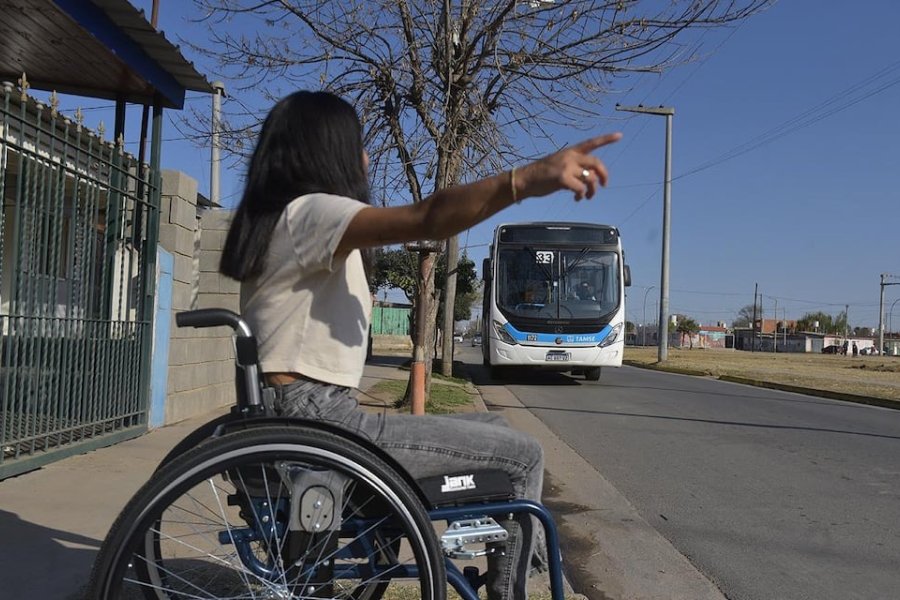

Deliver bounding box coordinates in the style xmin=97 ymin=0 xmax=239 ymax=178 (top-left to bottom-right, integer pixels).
xmin=878 ymin=273 xmax=900 ymax=358
xmin=642 ymin=286 xmax=655 ymax=346
xmin=616 ymin=104 xmax=674 ymax=362
xmin=889 ymin=297 xmax=900 ymax=352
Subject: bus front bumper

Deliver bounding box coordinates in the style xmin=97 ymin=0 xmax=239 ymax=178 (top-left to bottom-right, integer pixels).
xmin=490 ymin=339 xmax=623 ymax=368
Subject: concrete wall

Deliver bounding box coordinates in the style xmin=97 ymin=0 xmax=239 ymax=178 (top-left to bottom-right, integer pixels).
xmin=157 ymin=170 xmax=238 ymax=425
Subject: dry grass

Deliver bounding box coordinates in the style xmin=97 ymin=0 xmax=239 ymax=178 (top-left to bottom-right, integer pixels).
xmin=624 ymin=346 xmax=900 ymax=403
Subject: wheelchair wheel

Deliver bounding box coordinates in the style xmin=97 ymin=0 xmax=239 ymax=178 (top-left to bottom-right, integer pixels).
xmin=155 ymin=412 xmax=237 ymax=469
xmin=88 ymin=425 xmax=446 ymax=600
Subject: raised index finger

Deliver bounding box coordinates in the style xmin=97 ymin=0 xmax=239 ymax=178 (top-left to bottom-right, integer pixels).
xmin=572 ymin=132 xmax=623 ymax=154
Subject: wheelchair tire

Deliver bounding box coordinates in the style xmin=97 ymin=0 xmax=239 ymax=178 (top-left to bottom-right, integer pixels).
xmin=155 ymin=412 xmax=238 ymax=470
xmin=88 ymin=425 xmax=446 ymax=600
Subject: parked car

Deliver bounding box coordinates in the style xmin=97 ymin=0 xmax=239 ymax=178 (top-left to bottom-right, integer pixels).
xmin=453 ymin=334 xmax=464 ymax=343
xmin=821 ymin=344 xmax=842 ymax=354
xmin=472 ymin=333 xmax=482 ymax=346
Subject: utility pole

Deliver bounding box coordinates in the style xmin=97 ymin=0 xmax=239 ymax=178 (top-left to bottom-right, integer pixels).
xmin=441 ymin=236 xmax=459 ymax=377
xmin=879 ymin=274 xmax=885 ymax=356
xmin=642 ymin=285 xmax=655 ymax=346
xmin=783 ymin=308 xmax=787 ymax=347
xmin=845 ymin=304 xmax=849 ymax=343
xmin=752 ymin=283 xmax=758 ymax=352
xmin=616 ymin=104 xmax=674 ymax=362
xmin=439 ymin=0 xmax=458 ymax=377
xmin=773 ymin=296 xmax=778 ymax=353
xmin=210 ymin=81 xmax=225 ymax=206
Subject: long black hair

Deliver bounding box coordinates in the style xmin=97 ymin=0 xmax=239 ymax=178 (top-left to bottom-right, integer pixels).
xmin=220 ymin=91 xmax=370 ymax=281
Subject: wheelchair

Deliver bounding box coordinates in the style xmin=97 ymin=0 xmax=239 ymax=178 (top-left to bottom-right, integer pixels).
xmin=87 ymin=309 xmax=566 ymax=600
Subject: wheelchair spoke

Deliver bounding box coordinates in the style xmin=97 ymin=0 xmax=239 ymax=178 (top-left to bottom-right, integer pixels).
xmin=90 ymin=426 xmax=445 ymax=600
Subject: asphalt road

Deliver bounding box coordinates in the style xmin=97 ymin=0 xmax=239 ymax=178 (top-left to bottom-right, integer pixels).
xmin=457 ymin=344 xmax=900 ymax=600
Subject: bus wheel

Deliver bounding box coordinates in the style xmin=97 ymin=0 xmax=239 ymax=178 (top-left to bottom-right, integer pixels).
xmin=584 ymin=367 xmax=601 ymax=381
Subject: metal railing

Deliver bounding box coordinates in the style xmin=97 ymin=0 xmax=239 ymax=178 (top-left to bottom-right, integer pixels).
xmin=0 ymin=84 xmax=159 ymax=479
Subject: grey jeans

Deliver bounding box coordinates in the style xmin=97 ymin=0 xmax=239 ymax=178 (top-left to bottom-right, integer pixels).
xmin=272 ymin=376 xmax=545 ymax=600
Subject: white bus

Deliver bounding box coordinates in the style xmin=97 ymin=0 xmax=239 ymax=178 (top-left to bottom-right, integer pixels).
xmin=481 ymin=222 xmax=631 ymax=380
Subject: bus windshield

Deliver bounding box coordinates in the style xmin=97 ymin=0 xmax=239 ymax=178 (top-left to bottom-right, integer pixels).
xmin=496 ymin=247 xmax=620 ymax=321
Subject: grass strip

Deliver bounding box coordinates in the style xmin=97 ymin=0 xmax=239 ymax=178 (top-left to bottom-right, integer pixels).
xmin=369 ymin=379 xmax=474 ymax=414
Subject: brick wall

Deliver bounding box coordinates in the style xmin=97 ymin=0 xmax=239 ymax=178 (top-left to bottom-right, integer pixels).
xmin=158 ymin=170 xmax=238 ymax=424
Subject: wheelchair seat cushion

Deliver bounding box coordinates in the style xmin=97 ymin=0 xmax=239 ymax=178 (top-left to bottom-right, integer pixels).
xmin=417 ymin=469 xmax=515 ymax=507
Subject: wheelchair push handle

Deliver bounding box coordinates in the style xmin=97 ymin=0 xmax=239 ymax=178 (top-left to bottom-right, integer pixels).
xmin=176 ymin=308 xmax=253 ymax=337
xmin=176 ymin=308 xmax=267 ymax=412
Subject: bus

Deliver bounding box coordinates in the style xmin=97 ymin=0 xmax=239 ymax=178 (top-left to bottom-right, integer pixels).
xmin=480 ymin=222 xmax=631 ymax=380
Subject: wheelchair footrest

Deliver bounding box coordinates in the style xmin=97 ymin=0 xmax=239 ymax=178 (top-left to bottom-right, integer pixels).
xmin=441 ymin=517 xmax=509 ymax=559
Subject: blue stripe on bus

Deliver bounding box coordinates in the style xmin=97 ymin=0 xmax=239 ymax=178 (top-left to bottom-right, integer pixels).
xmin=504 ymin=322 xmax=613 ymax=345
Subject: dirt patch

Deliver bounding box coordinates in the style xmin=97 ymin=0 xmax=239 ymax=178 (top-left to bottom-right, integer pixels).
xmin=624 ymin=347 xmax=900 ymax=403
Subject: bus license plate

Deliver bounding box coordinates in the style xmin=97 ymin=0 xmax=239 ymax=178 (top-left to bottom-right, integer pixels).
xmin=545 ymin=352 xmax=571 ymax=362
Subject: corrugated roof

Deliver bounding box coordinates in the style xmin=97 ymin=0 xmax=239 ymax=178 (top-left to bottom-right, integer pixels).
xmin=0 ymin=0 xmax=211 ymax=108
xmin=92 ymin=0 xmax=212 ymax=95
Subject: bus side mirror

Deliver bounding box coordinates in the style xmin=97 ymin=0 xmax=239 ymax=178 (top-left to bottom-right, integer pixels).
xmin=482 ymin=258 xmax=491 ymax=281
xmin=623 ymin=265 xmax=632 ymax=287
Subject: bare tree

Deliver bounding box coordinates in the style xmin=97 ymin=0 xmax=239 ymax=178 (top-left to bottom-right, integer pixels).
xmin=185 ymin=0 xmax=772 ymax=396
xmin=734 ymin=302 xmax=762 ymax=327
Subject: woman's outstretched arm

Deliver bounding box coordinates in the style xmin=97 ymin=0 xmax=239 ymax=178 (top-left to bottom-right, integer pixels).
xmin=336 ymin=132 xmax=622 ymax=254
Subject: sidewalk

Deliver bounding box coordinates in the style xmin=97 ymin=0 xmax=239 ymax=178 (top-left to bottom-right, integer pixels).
xmin=0 ymin=405 xmax=230 ymax=598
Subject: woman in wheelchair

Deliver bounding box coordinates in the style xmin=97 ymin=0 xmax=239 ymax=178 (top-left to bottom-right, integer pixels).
xmin=218 ymin=90 xmax=620 ymax=600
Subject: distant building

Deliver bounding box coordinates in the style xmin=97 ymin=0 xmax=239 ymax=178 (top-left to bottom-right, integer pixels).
xmin=670 ymin=324 xmax=728 ymax=349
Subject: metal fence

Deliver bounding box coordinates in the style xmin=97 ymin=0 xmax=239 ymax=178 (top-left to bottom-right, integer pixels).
xmin=0 ymin=85 xmax=159 ymax=479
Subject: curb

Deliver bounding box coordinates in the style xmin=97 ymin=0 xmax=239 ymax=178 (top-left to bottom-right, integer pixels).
xmin=621 ymin=359 xmax=715 ymax=378
xmin=717 ymin=375 xmax=900 ymax=410
xmin=622 ymin=360 xmax=900 ymax=411
xmin=456 ymin=366 xmax=584 ymax=600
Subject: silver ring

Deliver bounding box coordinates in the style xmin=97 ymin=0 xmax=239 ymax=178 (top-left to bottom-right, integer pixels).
xmin=580 ymin=168 xmax=590 ymax=181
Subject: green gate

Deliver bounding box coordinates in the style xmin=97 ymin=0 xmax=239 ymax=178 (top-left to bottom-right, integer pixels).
xmin=371 ymin=305 xmax=412 ymax=336
xmin=0 ymin=87 xmax=159 ymax=479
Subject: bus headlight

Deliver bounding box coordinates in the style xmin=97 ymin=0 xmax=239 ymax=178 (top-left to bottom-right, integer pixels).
xmin=492 ymin=321 xmax=518 ymax=345
xmin=598 ymin=323 xmax=623 ymax=348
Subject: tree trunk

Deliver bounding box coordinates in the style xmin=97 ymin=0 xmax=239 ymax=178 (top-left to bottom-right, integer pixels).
xmin=405 ymin=249 xmax=438 ymax=413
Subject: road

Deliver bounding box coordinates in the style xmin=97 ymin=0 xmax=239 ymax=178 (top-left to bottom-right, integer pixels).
xmin=456 ymin=344 xmax=900 ymax=600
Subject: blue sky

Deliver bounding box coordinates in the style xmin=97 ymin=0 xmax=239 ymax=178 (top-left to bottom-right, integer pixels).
xmin=50 ymin=0 xmax=900 ymax=330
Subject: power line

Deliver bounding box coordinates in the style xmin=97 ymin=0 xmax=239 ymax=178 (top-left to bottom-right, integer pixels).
xmin=610 ymin=58 xmax=900 ymax=189
xmin=618 ymin=188 xmax=659 ymax=225
xmin=674 ymin=59 xmax=900 ymax=181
